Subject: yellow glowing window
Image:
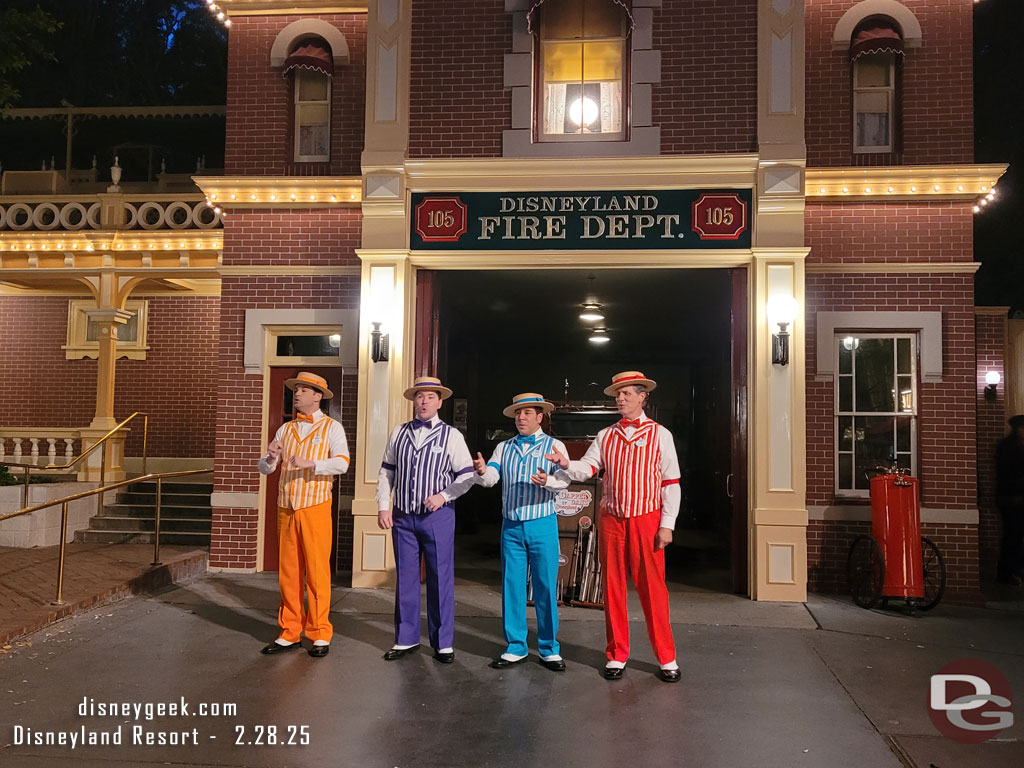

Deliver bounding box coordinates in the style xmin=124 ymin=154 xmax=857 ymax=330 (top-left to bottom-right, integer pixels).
xmin=538 ymin=0 xmax=627 ymax=140
xmin=294 ymin=69 xmax=330 ymax=161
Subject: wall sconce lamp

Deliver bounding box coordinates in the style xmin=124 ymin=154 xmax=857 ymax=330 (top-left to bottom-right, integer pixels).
xmin=767 ymin=294 xmax=798 ymax=366
xmin=985 ymin=370 xmax=1001 ymax=402
xmin=370 ymin=322 xmax=389 ymax=363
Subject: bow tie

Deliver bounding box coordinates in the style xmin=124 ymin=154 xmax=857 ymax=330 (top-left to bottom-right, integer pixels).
xmin=619 ymin=418 xmax=641 ymax=429
xmin=516 ymin=434 xmax=538 ymax=446
xmin=294 ymin=412 xmax=315 ymax=423
xmin=412 ymin=418 xmax=432 ymax=430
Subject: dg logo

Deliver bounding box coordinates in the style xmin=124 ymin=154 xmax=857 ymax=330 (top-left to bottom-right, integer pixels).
xmin=928 ymin=658 xmax=1014 ymax=743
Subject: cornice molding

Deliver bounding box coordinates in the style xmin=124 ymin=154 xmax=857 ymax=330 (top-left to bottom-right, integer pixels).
xmin=218 ymin=1 xmax=367 ymax=17
xmin=193 ymin=176 xmax=362 ymax=209
xmin=806 ymin=164 xmax=1007 ymax=202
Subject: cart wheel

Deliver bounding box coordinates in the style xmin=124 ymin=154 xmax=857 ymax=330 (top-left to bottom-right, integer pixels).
xmin=847 ymin=534 xmax=885 ymax=609
xmin=918 ymin=536 xmax=946 ymax=611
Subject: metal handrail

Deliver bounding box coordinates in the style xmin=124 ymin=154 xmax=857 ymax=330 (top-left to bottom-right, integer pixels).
xmin=3 ymin=411 xmax=148 ymax=509
xmin=0 ymin=467 xmax=211 ymax=605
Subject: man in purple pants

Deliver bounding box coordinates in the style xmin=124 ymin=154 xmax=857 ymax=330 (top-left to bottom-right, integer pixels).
xmin=375 ymin=376 xmax=476 ymax=663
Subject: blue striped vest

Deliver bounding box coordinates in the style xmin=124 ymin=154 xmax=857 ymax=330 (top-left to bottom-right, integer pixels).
xmin=392 ymin=421 xmax=455 ymax=515
xmin=492 ymin=432 xmax=558 ymax=522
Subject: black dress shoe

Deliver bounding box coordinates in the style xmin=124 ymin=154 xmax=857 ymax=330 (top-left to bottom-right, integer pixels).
xmin=489 ymin=656 xmax=526 ymax=669
xmin=383 ymin=645 xmax=420 ymax=661
xmin=657 ymin=668 xmax=681 ymax=683
xmin=602 ymin=666 xmax=624 ymax=680
xmin=540 ymin=658 xmax=566 ymax=672
xmin=261 ymin=641 xmax=302 ymax=655
xmin=434 ymin=650 xmax=455 ymax=664
xmin=308 ymin=644 xmax=330 ymax=658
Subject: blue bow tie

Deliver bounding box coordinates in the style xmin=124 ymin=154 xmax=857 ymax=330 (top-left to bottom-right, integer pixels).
xmin=516 ymin=434 xmax=538 ymax=446
xmin=412 ymin=418 xmax=432 ymax=430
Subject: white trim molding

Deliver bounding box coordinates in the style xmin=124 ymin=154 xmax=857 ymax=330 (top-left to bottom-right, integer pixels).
xmin=816 ymin=311 xmax=942 ymax=383
xmin=243 ymin=308 xmax=359 ymax=372
xmin=809 ymin=505 xmax=978 ymax=525
xmin=269 ymin=19 xmax=351 ymax=67
xmin=833 ymin=0 xmax=922 ymax=49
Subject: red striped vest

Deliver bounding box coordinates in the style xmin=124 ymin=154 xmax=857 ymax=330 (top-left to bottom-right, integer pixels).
xmin=599 ymin=420 xmax=662 ymax=518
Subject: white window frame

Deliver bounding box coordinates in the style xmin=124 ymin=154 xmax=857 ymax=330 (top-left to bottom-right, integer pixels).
xmin=834 ymin=332 xmax=917 ymax=498
xmin=293 ymin=69 xmax=331 ymax=163
xmin=63 ymin=299 xmax=149 ymax=360
xmin=852 ymin=52 xmax=895 ymax=154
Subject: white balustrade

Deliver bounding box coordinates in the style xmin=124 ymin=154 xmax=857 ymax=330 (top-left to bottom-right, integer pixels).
xmin=0 ymin=430 xmax=80 ymax=467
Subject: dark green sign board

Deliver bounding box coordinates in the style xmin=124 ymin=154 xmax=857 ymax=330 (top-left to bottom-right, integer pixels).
xmin=410 ymin=189 xmax=752 ymax=251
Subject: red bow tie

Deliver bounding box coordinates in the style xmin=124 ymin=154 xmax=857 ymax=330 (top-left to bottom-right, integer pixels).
xmin=619 ymin=418 xmax=641 ymax=429
xmin=294 ymin=412 xmax=315 ymax=423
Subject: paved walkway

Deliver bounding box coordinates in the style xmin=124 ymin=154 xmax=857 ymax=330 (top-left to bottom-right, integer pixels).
xmin=0 ymin=543 xmax=207 ymax=644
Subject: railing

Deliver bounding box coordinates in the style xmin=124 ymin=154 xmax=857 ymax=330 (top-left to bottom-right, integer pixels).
xmin=0 ymin=429 xmax=79 ymax=465
xmin=0 ymin=194 xmax=222 ymax=232
xmin=0 ymin=468 xmax=212 ymax=605
xmin=1 ymin=411 xmax=148 ymax=510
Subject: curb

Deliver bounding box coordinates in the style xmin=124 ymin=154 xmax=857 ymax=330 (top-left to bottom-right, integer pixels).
xmin=0 ymin=550 xmax=209 ymax=644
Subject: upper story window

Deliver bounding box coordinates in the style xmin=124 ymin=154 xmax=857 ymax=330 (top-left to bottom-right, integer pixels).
xmin=283 ymin=38 xmax=333 ymax=162
xmin=533 ymin=0 xmax=629 ymax=142
xmin=851 ymin=18 xmax=903 ymax=154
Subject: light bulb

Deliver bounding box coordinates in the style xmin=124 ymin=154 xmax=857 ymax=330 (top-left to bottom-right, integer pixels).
xmin=568 ymin=97 xmax=599 ymax=127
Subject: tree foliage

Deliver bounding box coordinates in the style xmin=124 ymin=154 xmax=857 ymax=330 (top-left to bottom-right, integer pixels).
xmin=0 ymin=3 xmax=60 ymax=107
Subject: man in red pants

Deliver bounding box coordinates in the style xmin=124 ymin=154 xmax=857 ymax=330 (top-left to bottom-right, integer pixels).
xmin=547 ymin=370 xmax=680 ymax=683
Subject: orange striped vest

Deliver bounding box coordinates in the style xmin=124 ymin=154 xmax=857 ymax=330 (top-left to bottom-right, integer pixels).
xmin=599 ymin=420 xmax=662 ymax=518
xmin=278 ymin=416 xmax=335 ymax=510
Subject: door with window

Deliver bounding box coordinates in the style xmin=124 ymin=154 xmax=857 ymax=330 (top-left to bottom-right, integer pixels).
xmin=262 ymin=366 xmax=344 ymax=571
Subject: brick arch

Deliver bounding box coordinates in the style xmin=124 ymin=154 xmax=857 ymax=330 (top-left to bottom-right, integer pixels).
xmin=833 ymin=0 xmax=922 ymax=49
xmin=269 ymin=19 xmax=350 ymax=67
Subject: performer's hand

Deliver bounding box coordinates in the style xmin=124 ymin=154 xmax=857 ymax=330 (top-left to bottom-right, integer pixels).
xmin=423 ymin=493 xmax=446 ymax=512
xmin=472 ymin=452 xmax=487 ymax=476
xmin=545 ymin=448 xmax=569 ymax=469
xmin=655 ymin=527 xmax=673 ymax=551
xmin=530 ymin=470 xmax=548 ymax=486
xmin=266 ymin=440 xmax=283 ymax=461
xmin=289 ymin=455 xmax=315 ymax=469
xmin=378 ymin=509 xmax=393 ymax=530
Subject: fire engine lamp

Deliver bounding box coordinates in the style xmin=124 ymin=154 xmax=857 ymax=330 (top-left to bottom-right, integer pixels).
xmin=985 ymin=370 xmax=1001 ymax=402
xmin=370 ymin=322 xmax=389 ymax=363
xmin=367 ymin=266 xmax=395 ymax=363
xmin=766 ymin=294 xmax=799 ymax=366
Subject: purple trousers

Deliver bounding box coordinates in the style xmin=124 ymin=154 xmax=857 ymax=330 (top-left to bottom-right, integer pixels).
xmin=392 ymin=506 xmax=455 ymax=649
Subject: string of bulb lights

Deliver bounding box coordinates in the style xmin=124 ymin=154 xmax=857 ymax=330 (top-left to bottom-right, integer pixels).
xmin=204 ymin=0 xmax=232 ymax=28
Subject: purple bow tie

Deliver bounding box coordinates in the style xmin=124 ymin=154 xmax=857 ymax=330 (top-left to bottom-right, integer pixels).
xmin=412 ymin=418 xmax=432 ymax=429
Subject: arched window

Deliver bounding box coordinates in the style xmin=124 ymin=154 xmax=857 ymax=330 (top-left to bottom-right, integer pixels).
xmin=283 ymin=38 xmax=333 ymax=162
xmin=851 ymin=17 xmax=903 ymax=154
xmin=530 ymin=0 xmax=631 ymax=142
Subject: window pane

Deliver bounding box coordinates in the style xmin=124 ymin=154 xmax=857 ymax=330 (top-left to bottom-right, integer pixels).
xmin=541 ymin=0 xmax=584 ymax=38
xmin=838 ymin=415 xmax=853 ymax=451
xmin=896 ymin=417 xmax=911 ymax=452
xmin=897 ymin=337 xmax=911 ymax=374
xmin=543 ymin=41 xmax=584 ymax=83
xmin=855 ymin=338 xmax=895 ymax=412
xmin=857 ymin=112 xmax=890 ymax=148
xmin=582 ymin=40 xmax=623 ymax=81
xmin=855 ymin=54 xmax=892 ymax=87
xmin=297 ymin=70 xmax=329 ymax=101
xmin=839 ymin=339 xmax=855 ymax=374
xmin=299 ymin=103 xmax=329 ymax=128
xmin=855 ymin=415 xmax=896 ymax=489
xmin=839 ymin=453 xmax=853 ymax=490
xmin=276 ymin=335 xmax=337 ymax=357
xmin=897 ymin=375 xmax=913 ymax=412
xmin=839 ymin=376 xmax=853 ymax=412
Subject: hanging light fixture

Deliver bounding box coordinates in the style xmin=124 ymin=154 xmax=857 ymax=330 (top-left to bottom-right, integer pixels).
xmin=588 ymin=327 xmax=610 ymax=345
xmin=579 ymin=303 xmax=605 ymax=322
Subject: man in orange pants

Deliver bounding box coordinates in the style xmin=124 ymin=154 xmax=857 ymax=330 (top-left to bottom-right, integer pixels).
xmin=258 ymin=372 xmax=349 ymax=658
xmin=547 ymin=370 xmax=681 ymax=683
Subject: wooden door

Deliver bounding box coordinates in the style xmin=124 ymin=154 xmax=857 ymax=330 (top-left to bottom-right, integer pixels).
xmin=729 ymin=268 xmax=750 ymax=593
xmin=262 ymin=366 xmax=344 ymax=571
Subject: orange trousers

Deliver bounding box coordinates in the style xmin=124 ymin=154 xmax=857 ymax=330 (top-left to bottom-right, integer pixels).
xmin=599 ymin=510 xmax=676 ymax=665
xmin=276 ymin=500 xmax=333 ymax=643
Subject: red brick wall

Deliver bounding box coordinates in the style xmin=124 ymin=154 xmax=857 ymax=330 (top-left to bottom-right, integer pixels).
xmin=210 ymin=207 xmax=361 ymax=571
xmin=975 ymin=312 xmax=1007 ymax=579
xmin=0 ymin=295 xmax=219 ymax=459
xmin=806 ymin=0 xmax=973 ymax=167
xmin=225 ymin=14 xmax=366 ymax=176
xmin=654 ymin=0 xmax=758 ymax=154
xmin=808 ymin=520 xmax=980 ymax=600
xmin=409 ymin=0 xmax=509 ymax=157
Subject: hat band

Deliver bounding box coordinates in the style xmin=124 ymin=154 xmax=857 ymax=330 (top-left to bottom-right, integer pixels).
xmin=514 ymin=397 xmax=544 ymax=405
xmin=614 ymin=374 xmax=647 ymax=384
xmin=298 ymin=377 xmax=325 ymax=388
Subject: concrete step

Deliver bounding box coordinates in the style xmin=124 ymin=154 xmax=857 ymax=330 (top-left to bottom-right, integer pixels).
xmin=100 ymin=504 xmax=212 ymax=519
xmin=116 ymin=491 xmax=211 ymax=506
xmin=88 ymin=516 xmax=212 ymax=533
xmin=130 ymin=482 xmax=212 ymax=495
xmin=74 ymin=530 xmax=212 ymax=545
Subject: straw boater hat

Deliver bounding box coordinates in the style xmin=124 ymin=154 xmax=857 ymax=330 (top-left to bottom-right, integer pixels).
xmin=403 ymin=375 xmax=453 ymax=401
xmin=502 ymin=392 xmax=556 ymax=418
xmin=603 ymin=370 xmax=657 ymax=397
xmin=284 ymin=371 xmax=334 ymax=399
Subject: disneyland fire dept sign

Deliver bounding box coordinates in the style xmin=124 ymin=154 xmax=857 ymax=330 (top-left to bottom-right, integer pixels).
xmin=410 ymin=189 xmax=751 ymax=250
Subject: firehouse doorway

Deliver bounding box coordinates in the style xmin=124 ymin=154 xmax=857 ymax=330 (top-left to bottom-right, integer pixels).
xmin=415 ymin=268 xmax=749 ymax=594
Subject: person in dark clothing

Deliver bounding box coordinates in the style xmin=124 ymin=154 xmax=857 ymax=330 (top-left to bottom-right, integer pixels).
xmin=996 ymin=415 xmax=1024 ymax=586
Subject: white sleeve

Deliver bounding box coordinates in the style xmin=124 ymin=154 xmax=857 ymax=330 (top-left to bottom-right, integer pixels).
xmin=542 ymin=439 xmax=571 ymax=491
xmin=314 ymin=421 xmax=351 ymax=475
xmin=374 ymin=426 xmax=403 ymax=511
xmin=474 ymin=443 xmax=503 ymax=489
xmin=440 ymin=429 xmax=479 ymax=502
xmin=561 ymin=432 xmax=603 ymax=482
xmin=658 ymin=425 xmax=682 ymax=530
xmin=257 ymin=425 xmax=287 ymax=475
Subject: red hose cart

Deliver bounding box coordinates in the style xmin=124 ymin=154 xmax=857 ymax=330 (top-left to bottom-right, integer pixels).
xmin=846 ymin=466 xmax=947 ymax=611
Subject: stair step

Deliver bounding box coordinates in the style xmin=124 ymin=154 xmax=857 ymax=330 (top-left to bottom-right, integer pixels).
xmin=131 ymin=482 xmax=212 ymax=495
xmin=116 ymin=492 xmax=211 ymax=506
xmin=88 ymin=516 xmax=212 ymax=533
xmin=74 ymin=530 xmax=211 ymax=545
xmin=101 ymin=504 xmax=212 ymax=518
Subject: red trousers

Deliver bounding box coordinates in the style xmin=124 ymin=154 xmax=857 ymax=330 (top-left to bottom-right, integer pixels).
xmin=277 ymin=500 xmax=333 ymax=643
xmin=599 ymin=510 xmax=676 ymax=665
